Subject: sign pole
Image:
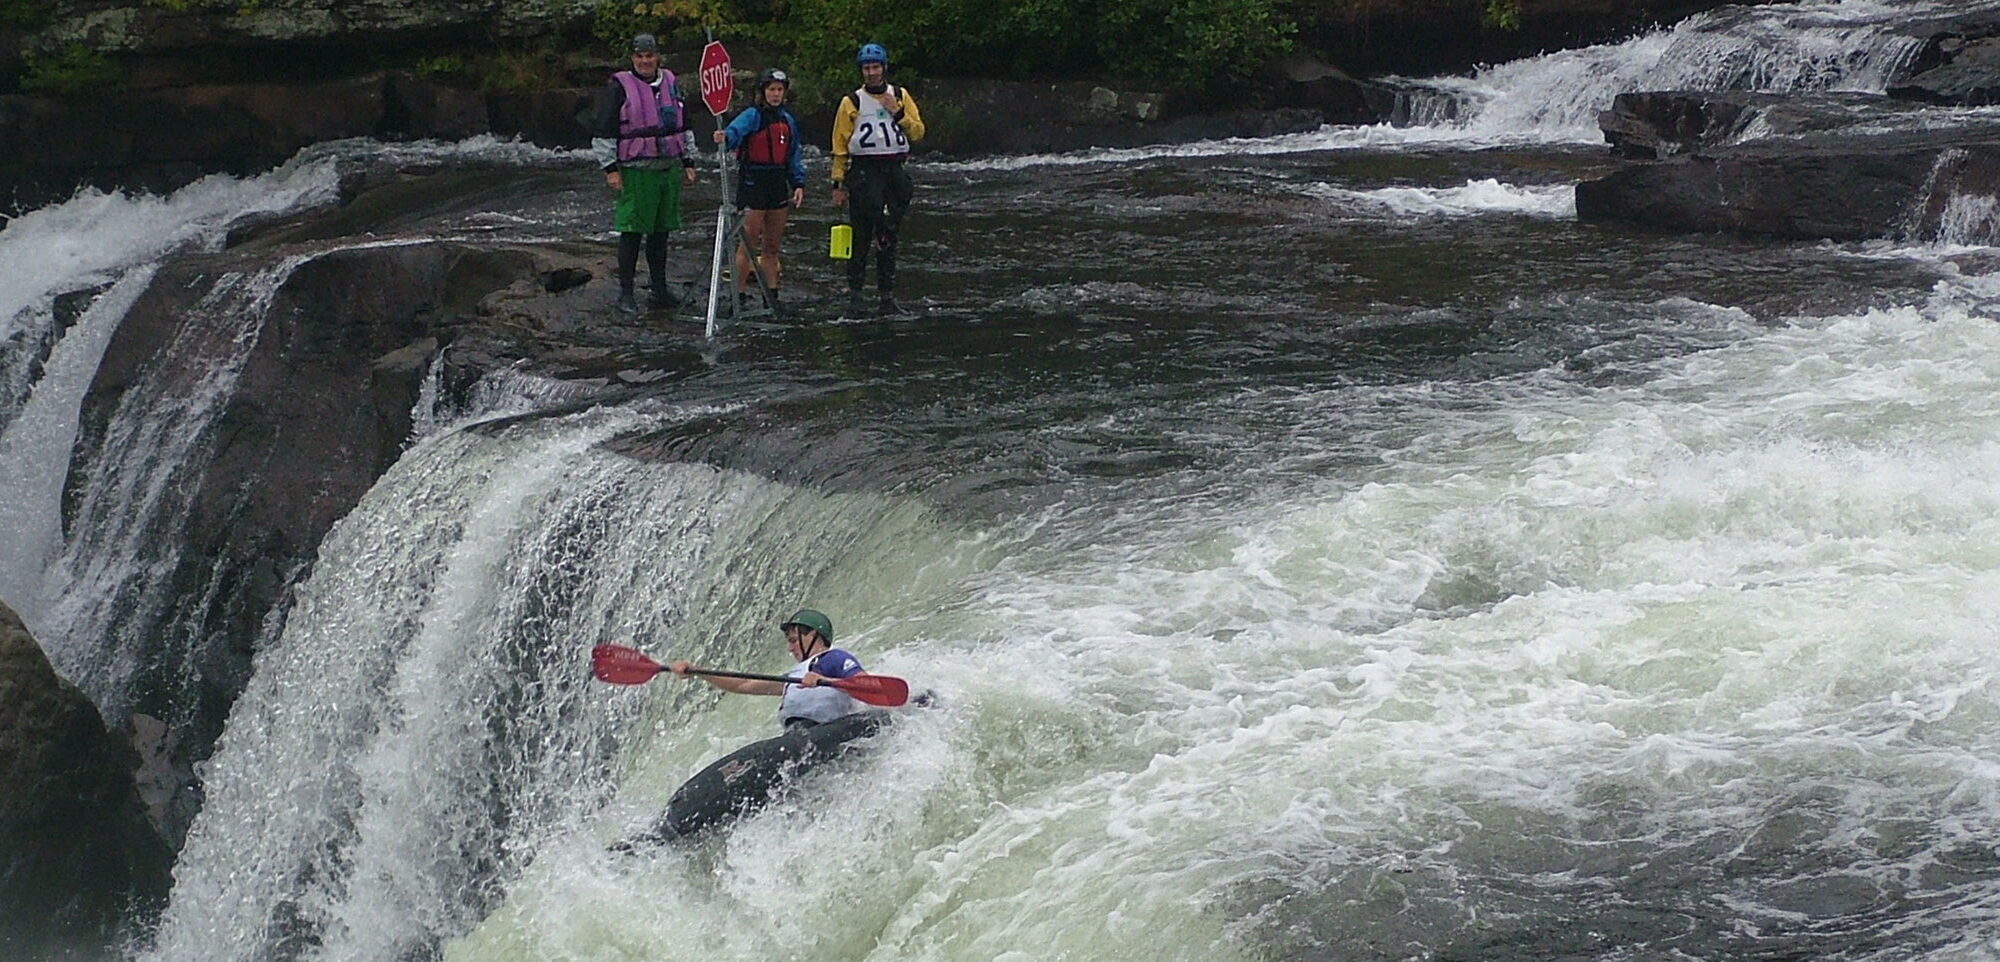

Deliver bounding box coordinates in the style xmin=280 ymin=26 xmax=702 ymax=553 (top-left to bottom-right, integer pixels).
xmin=703 ymin=154 xmax=728 ymax=337
xmin=698 ymin=38 xmax=734 ymax=338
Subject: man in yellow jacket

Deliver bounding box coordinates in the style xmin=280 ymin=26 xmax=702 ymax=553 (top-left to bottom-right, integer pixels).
xmin=831 ymin=42 xmax=925 ymax=317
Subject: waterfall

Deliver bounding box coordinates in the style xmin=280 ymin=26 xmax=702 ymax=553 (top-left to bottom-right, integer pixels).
xmin=0 ymin=269 xmax=154 ymax=622
xmin=34 ymin=255 xmax=309 ymax=719
xmin=1932 ymin=192 xmax=2000 ymax=246
xmin=1893 ymin=147 xmax=2000 ymax=247
xmin=942 ymin=0 xmax=2000 ymax=170
xmin=137 ymin=407 xmax=960 ymax=962
xmin=1402 ymin=0 xmax=1968 ymax=141
xmin=0 ymin=157 xmax=341 ymax=633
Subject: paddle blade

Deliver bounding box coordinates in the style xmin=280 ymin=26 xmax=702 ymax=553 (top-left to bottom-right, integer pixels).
xmin=592 ymin=644 xmax=665 ymax=685
xmin=831 ymin=673 xmax=910 ymax=707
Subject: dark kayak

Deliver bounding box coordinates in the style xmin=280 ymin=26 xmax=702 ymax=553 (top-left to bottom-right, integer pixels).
xmin=623 ymin=709 xmax=899 ymax=846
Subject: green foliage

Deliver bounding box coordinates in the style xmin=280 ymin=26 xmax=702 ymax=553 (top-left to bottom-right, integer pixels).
xmin=745 ymin=0 xmax=1292 ymax=94
xmin=732 ymin=0 xmax=909 ymax=95
xmin=21 ymin=43 xmax=109 ymax=95
xmin=141 ymin=0 xmax=264 ymax=12
xmin=476 ymin=49 xmax=564 ymax=92
xmin=1481 ymin=0 xmax=1521 ymax=31
xmin=1098 ymin=0 xmax=1295 ymax=88
xmin=412 ymin=46 xmax=562 ymax=91
xmin=593 ymin=0 xmax=742 ymax=52
xmin=415 ymin=53 xmax=469 ymax=80
xmin=0 ymin=0 xmax=51 ymax=29
xmin=917 ymin=98 xmax=968 ymax=150
xmin=902 ymin=0 xmax=1092 ymax=77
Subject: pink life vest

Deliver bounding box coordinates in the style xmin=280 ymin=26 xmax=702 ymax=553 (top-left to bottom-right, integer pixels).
xmin=615 ymin=69 xmax=685 ymax=162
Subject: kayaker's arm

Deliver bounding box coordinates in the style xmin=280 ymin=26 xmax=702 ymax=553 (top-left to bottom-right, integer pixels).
xmin=669 ymin=659 xmax=786 ymax=695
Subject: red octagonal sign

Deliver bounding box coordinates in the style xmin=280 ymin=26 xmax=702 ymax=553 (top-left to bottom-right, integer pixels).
xmin=699 ymin=41 xmax=732 ymax=116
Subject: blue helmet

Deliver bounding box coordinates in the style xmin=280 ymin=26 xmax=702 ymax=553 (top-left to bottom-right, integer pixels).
xmin=856 ymin=43 xmax=888 ymax=67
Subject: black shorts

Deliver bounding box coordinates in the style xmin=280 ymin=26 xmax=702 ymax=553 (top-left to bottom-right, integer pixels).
xmin=735 ymin=171 xmax=794 ymax=211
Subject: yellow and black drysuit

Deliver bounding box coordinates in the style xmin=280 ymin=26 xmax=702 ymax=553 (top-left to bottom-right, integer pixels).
xmin=831 ymin=83 xmax=925 ymax=296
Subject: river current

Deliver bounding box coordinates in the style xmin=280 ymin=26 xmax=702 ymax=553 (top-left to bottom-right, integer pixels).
xmin=7 ymin=1 xmax=2000 ymax=960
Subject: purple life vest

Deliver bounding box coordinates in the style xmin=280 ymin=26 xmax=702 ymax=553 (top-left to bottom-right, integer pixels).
xmin=615 ymin=69 xmax=685 ymax=162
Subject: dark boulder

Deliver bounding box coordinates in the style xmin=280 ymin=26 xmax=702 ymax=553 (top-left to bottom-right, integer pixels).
xmin=1888 ymin=8 xmax=2000 ymax=106
xmin=1599 ymin=90 xmax=1761 ymax=160
xmin=1577 ymin=126 xmax=2000 ymax=240
xmin=0 ymin=601 xmax=172 ymax=962
xmin=1271 ymin=56 xmax=1390 ymax=127
xmin=1598 ymin=90 xmax=1929 ymax=159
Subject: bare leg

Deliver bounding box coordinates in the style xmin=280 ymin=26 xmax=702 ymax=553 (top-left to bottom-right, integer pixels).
xmin=757 ymin=208 xmax=789 ymax=290
xmin=733 ymin=214 xmax=763 ymax=294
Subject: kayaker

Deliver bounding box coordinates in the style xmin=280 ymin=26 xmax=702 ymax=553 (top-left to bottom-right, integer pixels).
xmin=668 ymin=608 xmax=865 ymax=728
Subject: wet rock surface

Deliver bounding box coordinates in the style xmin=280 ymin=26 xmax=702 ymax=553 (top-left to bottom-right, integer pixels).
xmin=1577 ymin=11 xmax=2000 ymax=240
xmin=0 ymin=601 xmax=172 ymax=962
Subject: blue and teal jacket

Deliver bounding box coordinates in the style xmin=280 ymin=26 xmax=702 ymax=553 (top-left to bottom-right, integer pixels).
xmin=720 ymin=104 xmax=808 ymax=189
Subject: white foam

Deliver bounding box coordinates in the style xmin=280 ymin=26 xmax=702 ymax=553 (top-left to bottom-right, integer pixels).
xmin=1305 ymin=178 xmax=1576 ymax=219
xmin=0 ymin=156 xmax=342 ymax=342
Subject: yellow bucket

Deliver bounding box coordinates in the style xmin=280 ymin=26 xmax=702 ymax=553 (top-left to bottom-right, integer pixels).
xmin=829 ymin=223 xmax=852 ymax=260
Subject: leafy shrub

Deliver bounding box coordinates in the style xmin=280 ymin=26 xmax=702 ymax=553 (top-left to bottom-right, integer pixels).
xmin=1097 ymin=0 xmax=1295 ymax=89
xmin=21 ymin=43 xmax=109 ymax=95
xmin=0 ymin=0 xmax=51 ymax=29
xmin=1482 ymin=0 xmax=1522 ymax=31
xmin=761 ymin=0 xmax=1293 ymax=94
xmin=141 ymin=0 xmax=265 ymax=11
xmin=476 ymin=49 xmax=564 ymax=93
xmin=593 ymin=0 xmax=742 ymax=51
xmin=416 ymin=53 xmax=469 ymax=80
xmin=915 ymin=98 xmax=967 ymax=150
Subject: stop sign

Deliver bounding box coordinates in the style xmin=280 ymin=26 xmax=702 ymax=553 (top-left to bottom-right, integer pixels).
xmin=698 ymin=41 xmax=732 ymax=116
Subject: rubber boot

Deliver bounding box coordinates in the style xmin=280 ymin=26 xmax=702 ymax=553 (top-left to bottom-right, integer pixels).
xmin=616 ymin=233 xmax=642 ymax=315
xmin=646 ymin=232 xmax=673 ymax=308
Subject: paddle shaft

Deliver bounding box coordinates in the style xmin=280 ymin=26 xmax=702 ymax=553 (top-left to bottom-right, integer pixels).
xmin=590 ymin=643 xmax=909 ymax=706
xmin=688 ymin=667 xmax=819 ymax=685
xmin=683 ymin=665 xmax=908 ymax=706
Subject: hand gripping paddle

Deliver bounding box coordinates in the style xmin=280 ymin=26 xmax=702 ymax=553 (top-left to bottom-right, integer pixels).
xmin=590 ymin=644 xmax=910 ymax=708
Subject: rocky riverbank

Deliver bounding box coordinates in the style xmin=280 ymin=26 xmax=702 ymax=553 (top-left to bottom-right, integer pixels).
xmin=0 ymin=0 xmax=1755 ymax=215
xmin=0 ymin=69 xmax=1354 ymax=216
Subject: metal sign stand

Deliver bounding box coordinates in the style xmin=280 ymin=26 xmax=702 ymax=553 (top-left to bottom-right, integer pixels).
xmin=704 ymin=146 xmax=732 ymax=336
xmin=695 ymin=36 xmax=781 ymax=332
xmin=699 ymin=34 xmax=733 ymax=338
xmin=721 ymin=198 xmax=782 ymax=323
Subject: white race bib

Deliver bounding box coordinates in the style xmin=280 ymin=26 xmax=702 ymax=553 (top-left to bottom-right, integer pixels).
xmin=847 ymin=86 xmax=909 ymax=157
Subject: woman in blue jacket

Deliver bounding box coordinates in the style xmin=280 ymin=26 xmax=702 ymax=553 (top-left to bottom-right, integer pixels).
xmin=714 ymin=68 xmax=808 ymax=317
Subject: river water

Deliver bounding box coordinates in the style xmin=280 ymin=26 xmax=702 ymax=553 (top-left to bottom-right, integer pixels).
xmin=8 ymin=1 xmax=2000 ymax=960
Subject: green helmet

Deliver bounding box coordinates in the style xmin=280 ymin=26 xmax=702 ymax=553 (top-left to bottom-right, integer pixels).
xmin=780 ymin=608 xmax=834 ymax=642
